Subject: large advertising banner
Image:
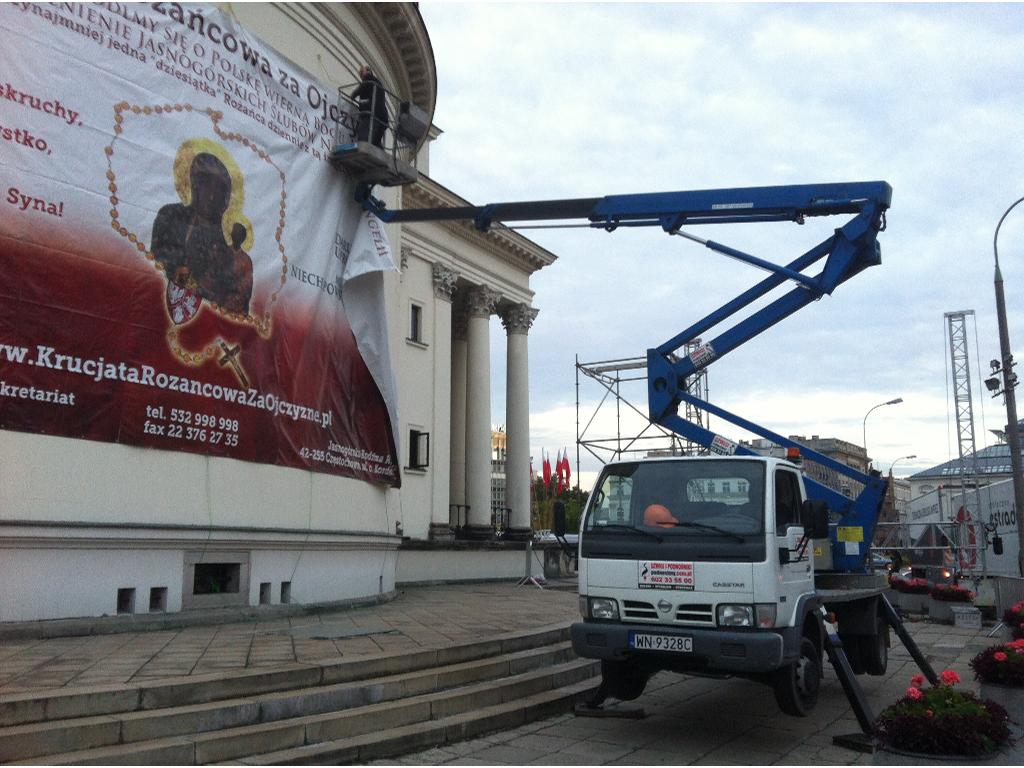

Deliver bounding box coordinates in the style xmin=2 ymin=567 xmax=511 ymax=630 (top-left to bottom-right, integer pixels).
xmin=0 ymin=3 xmax=401 ymax=486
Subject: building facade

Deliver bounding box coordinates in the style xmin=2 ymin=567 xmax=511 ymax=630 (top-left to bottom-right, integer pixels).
xmin=0 ymin=3 xmax=553 ymax=623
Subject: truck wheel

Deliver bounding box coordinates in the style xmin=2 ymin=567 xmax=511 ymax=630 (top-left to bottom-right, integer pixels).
xmin=859 ymin=615 xmax=889 ymax=676
xmin=839 ymin=634 xmax=866 ymax=675
xmin=601 ymin=659 xmax=648 ymax=701
xmin=773 ymin=637 xmax=821 ymax=717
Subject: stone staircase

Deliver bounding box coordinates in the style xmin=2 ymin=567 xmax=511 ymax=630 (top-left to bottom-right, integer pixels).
xmin=0 ymin=624 xmax=599 ymax=765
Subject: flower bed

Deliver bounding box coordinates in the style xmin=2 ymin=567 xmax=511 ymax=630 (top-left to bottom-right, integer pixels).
xmin=1002 ymin=600 xmax=1024 ymax=640
xmin=971 ymin=638 xmax=1024 ymax=688
xmin=875 ymin=670 xmax=1009 ymax=758
xmin=930 ymin=584 xmax=974 ymax=603
xmin=892 ymin=577 xmax=932 ymax=595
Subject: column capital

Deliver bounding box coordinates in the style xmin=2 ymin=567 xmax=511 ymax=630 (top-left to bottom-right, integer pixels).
xmin=466 ymin=285 xmax=500 ymax=318
xmin=399 ymin=245 xmax=412 ymax=272
xmin=432 ymin=263 xmax=459 ymax=302
xmin=500 ymin=304 xmax=539 ymax=335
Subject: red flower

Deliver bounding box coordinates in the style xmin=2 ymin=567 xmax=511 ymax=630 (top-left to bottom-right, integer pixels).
xmin=906 ymin=686 xmax=923 ymax=700
xmin=995 ymin=651 xmax=1008 ymax=661
xmin=910 ymin=674 xmax=925 ymax=688
xmin=926 ymin=709 xmax=934 ymax=717
xmin=939 ymin=669 xmax=961 ymax=686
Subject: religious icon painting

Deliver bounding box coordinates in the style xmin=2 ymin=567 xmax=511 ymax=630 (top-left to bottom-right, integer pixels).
xmin=104 ymin=104 xmax=288 ymax=372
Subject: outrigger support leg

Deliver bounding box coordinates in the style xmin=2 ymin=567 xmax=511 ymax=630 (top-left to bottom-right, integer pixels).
xmin=820 ymin=609 xmax=876 ymax=753
xmin=881 ymin=594 xmax=938 ymax=685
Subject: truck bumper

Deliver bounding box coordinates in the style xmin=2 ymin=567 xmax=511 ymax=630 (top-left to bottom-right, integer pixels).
xmin=571 ymin=621 xmax=791 ymax=674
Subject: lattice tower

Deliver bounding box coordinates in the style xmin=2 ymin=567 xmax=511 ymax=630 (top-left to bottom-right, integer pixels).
xmin=946 ymin=311 xmax=979 ymax=487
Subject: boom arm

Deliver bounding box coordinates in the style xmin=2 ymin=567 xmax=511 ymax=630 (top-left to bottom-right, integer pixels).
xmin=360 ymin=181 xmax=893 ymax=571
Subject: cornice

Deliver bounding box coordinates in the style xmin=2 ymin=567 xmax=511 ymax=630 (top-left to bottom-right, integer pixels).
xmin=349 ymin=3 xmax=436 ymax=133
xmin=402 ymin=177 xmax=558 ymax=276
xmin=271 ymin=4 xmax=436 ymax=153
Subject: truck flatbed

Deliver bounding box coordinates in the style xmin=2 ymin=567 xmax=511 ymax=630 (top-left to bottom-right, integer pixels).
xmin=817 ymin=586 xmax=889 ymax=605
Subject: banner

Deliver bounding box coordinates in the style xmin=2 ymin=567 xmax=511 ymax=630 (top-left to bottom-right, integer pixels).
xmin=0 ymin=3 xmax=401 ymax=486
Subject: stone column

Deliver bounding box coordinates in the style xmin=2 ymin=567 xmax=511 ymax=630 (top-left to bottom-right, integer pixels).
xmin=501 ymin=304 xmax=539 ymax=541
xmin=464 ymin=285 xmax=500 ymax=538
xmin=430 ymin=264 xmax=458 ymax=542
xmin=450 ymin=299 xmax=468 ymax=522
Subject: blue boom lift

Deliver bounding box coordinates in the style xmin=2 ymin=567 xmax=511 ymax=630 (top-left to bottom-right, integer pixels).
xmin=349 ymin=176 xmax=941 ymax=742
xmin=358 ymin=180 xmax=892 ymax=574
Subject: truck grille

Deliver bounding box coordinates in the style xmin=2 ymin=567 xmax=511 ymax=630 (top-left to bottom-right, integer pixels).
xmin=675 ymin=604 xmax=714 ymax=624
xmin=621 ymin=601 xmax=714 ymax=624
xmin=622 ymin=600 xmax=658 ymax=619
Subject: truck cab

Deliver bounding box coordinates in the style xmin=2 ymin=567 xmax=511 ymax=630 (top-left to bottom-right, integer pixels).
xmin=571 ymin=455 xmax=831 ymax=715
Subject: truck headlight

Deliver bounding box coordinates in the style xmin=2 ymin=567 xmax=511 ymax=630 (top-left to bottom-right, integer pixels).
xmin=717 ymin=604 xmax=754 ymax=627
xmin=717 ymin=604 xmax=777 ymax=628
xmin=589 ymin=597 xmax=620 ymax=620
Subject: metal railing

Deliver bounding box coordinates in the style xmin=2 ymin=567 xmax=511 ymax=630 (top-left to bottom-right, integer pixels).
xmin=447 ymin=504 xmax=509 ymax=540
xmin=334 ymin=80 xmax=421 ymax=169
xmin=871 ymin=519 xmax=988 ymax=577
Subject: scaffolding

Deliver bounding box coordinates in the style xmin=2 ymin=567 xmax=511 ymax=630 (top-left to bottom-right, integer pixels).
xmin=574 ymin=340 xmax=710 ymax=477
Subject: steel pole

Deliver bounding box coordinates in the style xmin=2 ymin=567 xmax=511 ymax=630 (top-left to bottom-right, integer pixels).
xmin=993 ymin=198 xmax=1024 ymax=576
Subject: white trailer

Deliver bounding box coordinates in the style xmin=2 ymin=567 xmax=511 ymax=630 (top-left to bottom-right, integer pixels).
xmin=906 ymin=479 xmax=1018 ymax=578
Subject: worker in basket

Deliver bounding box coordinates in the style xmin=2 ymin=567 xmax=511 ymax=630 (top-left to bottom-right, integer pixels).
xmin=351 ymin=65 xmax=389 ymax=148
xmin=643 ymin=503 xmax=679 ymax=528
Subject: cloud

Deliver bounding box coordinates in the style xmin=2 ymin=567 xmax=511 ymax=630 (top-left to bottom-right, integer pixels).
xmin=420 ymin=3 xmax=1024 ymax=488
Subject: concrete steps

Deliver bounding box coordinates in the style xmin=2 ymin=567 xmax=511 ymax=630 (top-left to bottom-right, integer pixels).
xmin=0 ymin=624 xmax=599 ymax=765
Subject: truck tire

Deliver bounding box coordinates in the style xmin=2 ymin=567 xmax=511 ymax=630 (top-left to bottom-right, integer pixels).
xmin=601 ymin=659 xmax=648 ymax=701
xmin=772 ymin=636 xmax=821 ymax=717
xmin=859 ymin=614 xmax=889 ymax=676
xmin=839 ymin=633 xmax=866 ymax=674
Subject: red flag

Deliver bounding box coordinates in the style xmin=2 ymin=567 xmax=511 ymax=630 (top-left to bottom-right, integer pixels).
xmin=561 ymin=448 xmax=571 ymax=488
xmin=542 ymin=449 xmax=551 ymax=487
xmin=555 ymin=449 xmax=564 ymax=494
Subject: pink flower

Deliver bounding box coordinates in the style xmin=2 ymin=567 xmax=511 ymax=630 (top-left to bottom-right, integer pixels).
xmin=910 ymin=674 xmax=925 ymax=688
xmin=926 ymin=709 xmax=934 ymax=717
xmin=906 ymin=686 xmax=923 ymax=700
xmin=939 ymin=669 xmax=961 ymax=686
xmin=995 ymin=651 xmax=1008 ymax=661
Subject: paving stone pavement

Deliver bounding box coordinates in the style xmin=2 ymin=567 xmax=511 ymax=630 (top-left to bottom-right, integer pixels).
xmin=0 ymin=583 xmax=578 ymax=693
xmin=387 ymin=617 xmax=1020 ymax=766
xmin=1 ymin=584 xmax=1017 ymax=765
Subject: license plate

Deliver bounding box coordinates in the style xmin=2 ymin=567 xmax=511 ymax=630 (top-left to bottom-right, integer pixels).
xmin=629 ymin=632 xmax=693 ymax=653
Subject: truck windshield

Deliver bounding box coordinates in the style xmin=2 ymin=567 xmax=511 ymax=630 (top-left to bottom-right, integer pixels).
xmin=583 ymin=460 xmax=766 ymax=537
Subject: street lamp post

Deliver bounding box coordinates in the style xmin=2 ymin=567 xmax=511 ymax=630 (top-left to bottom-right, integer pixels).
xmin=888 ymin=454 xmax=916 ymax=549
xmin=889 ymin=454 xmax=917 ymax=477
xmin=993 ymin=198 xmax=1024 ymax=576
xmin=862 ymin=398 xmax=904 ymax=470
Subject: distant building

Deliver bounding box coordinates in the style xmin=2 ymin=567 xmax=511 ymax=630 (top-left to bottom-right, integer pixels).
xmin=907 ymin=442 xmax=1024 ymax=499
xmin=741 ymin=435 xmax=869 ymax=498
xmin=491 ymin=428 xmax=508 ymax=526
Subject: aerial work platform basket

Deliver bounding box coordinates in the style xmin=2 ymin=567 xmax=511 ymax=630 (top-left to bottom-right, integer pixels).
xmin=330 ymin=79 xmax=428 ymax=188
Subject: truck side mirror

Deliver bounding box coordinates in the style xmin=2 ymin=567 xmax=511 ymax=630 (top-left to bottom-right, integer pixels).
xmin=800 ymin=499 xmax=830 ymax=539
xmin=553 ymin=501 xmax=567 ymax=537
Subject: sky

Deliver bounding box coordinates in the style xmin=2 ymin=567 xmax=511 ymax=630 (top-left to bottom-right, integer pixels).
xmin=416 ymin=2 xmax=1024 ymax=490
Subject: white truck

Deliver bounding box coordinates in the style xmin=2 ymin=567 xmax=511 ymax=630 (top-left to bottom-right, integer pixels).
xmin=565 ymin=455 xmax=900 ymax=717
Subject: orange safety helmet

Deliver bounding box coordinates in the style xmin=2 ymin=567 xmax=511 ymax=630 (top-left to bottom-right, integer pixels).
xmin=643 ymin=504 xmax=679 ymax=528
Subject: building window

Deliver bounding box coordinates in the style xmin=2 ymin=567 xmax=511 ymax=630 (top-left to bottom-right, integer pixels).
xmin=408 ymin=429 xmax=430 ymax=469
xmin=408 ymin=302 xmax=424 ymax=344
